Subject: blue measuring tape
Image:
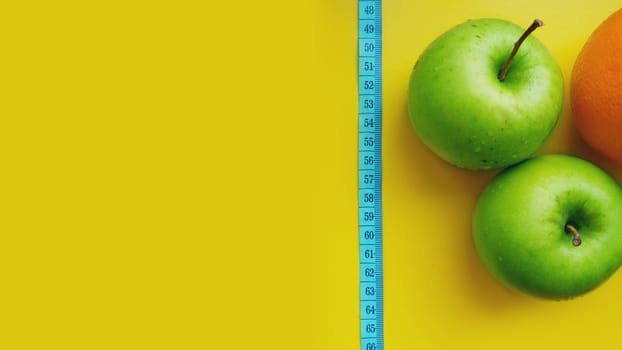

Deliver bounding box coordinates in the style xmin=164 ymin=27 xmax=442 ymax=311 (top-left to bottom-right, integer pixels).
xmin=358 ymin=1 xmax=383 ymax=350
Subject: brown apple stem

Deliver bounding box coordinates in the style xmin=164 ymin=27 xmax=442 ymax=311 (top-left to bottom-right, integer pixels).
xmin=565 ymin=224 xmax=582 ymax=247
xmin=497 ymin=19 xmax=544 ymax=81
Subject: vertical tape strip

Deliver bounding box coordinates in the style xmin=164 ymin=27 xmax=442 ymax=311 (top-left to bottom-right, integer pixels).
xmin=358 ymin=1 xmax=383 ymax=350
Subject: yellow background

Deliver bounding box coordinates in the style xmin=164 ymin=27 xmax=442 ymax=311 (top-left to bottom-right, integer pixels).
xmin=1 ymin=1 xmax=622 ymax=349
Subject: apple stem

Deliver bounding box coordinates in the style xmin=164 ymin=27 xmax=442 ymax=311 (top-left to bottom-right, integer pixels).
xmin=565 ymin=224 xmax=582 ymax=247
xmin=497 ymin=19 xmax=544 ymax=81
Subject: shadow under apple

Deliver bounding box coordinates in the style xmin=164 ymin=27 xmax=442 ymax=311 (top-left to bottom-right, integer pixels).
xmin=393 ymin=101 xmax=534 ymax=312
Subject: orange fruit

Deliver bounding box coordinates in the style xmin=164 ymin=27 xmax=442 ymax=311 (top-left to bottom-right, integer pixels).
xmin=571 ymin=8 xmax=622 ymax=164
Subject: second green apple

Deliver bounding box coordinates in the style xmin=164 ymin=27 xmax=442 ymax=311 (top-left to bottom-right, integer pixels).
xmin=473 ymin=154 xmax=622 ymax=299
xmin=408 ymin=18 xmax=564 ymax=170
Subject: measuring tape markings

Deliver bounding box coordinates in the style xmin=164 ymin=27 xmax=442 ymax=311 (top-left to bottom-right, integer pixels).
xmin=358 ymin=1 xmax=383 ymax=350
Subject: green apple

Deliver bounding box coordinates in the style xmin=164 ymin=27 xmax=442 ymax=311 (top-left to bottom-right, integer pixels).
xmin=473 ymin=154 xmax=622 ymax=299
xmin=408 ymin=18 xmax=564 ymax=170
